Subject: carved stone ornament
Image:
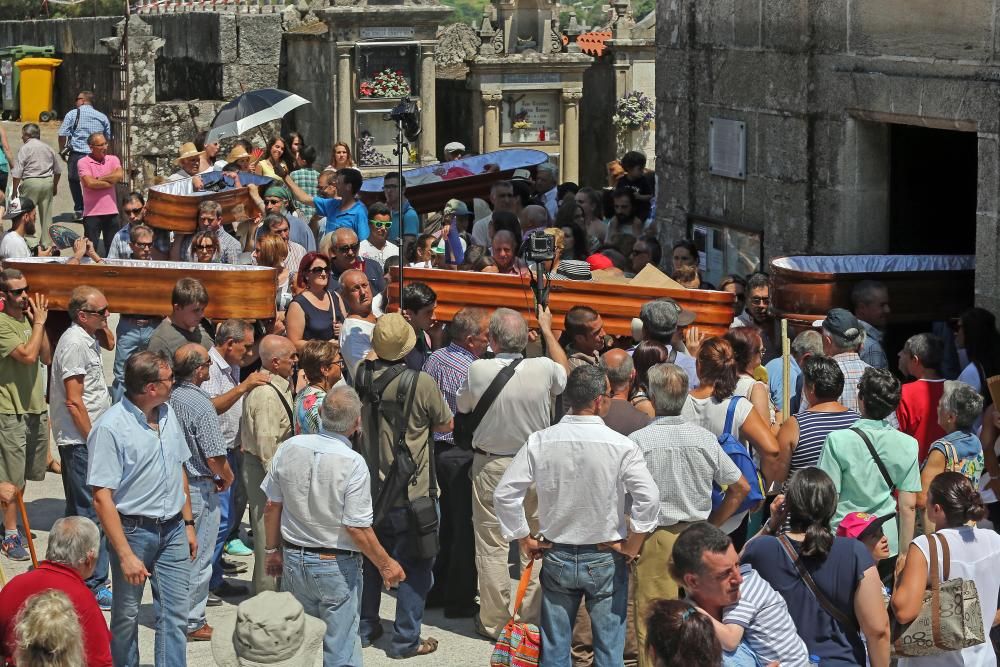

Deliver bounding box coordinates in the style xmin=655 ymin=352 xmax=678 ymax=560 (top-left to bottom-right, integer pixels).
xmin=492 ymin=27 xmax=505 ymax=54
xmin=549 ymin=25 xmax=563 ymax=53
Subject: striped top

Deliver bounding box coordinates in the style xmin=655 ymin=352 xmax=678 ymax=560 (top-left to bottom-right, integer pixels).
xmin=422 ymin=343 xmax=477 ymax=444
xmin=790 ymin=409 xmax=860 ymax=472
xmin=723 ymin=565 xmax=810 ymax=666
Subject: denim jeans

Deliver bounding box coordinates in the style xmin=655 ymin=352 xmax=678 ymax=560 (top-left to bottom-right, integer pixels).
xmin=283 ymin=546 xmax=364 ymax=667
xmin=83 ymin=213 xmax=119 ymax=257
xmin=723 ymin=640 xmax=765 ymax=666
xmin=58 ymin=443 xmax=109 ymax=592
xmin=110 ymin=515 xmax=190 ymax=667
xmin=539 ymin=545 xmax=628 ymax=667
xmin=360 ymin=507 xmax=435 ymax=658
xmin=187 ymin=478 xmax=220 ymax=633
xmin=111 ymin=318 xmax=158 ymax=403
xmin=210 ymin=448 xmax=242 ymax=590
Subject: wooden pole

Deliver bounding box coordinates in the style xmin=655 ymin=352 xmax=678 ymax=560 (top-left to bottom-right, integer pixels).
xmin=781 ymin=319 xmax=790 ymax=424
xmin=15 ymin=490 xmax=39 ymax=569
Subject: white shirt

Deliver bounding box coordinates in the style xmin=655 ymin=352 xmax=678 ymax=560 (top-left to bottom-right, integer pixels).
xmin=261 ymin=431 xmax=373 ymax=551
xmin=359 ymin=239 xmax=399 ymax=266
xmin=471 ymin=215 xmax=491 ymax=247
xmin=0 ymin=232 xmax=30 ymax=261
xmin=494 ymin=415 xmax=660 ymax=543
xmin=541 ymin=187 xmax=558 ymax=222
xmin=50 ymin=324 xmax=111 ymax=446
xmin=340 ymin=317 xmax=376 ymax=383
xmin=456 ymin=353 xmax=567 ymax=455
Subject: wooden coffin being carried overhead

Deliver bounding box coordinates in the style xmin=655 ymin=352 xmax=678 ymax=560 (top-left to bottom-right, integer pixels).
xmin=770 ymin=254 xmax=975 ymax=329
xmin=144 ymin=185 xmax=257 ymax=233
xmin=397 ymin=267 xmax=736 ymax=337
xmin=4 ymin=257 xmax=277 ymax=320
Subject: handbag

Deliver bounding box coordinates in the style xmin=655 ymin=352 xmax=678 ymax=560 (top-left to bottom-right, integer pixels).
xmin=891 ymin=533 xmax=985 ymax=657
xmin=59 ymin=108 xmax=82 ymax=161
xmin=491 ymin=559 xmax=541 ymax=667
xmin=454 ymin=359 xmax=522 ymax=450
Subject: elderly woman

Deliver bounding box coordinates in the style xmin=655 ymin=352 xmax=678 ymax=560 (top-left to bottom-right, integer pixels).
xmin=294 ymin=339 xmax=343 ymax=435
xmin=917 ymin=381 xmax=984 ymax=529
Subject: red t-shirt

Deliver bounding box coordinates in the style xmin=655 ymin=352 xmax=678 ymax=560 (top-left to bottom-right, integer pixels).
xmin=0 ymin=561 xmax=112 ymax=667
xmin=896 ymin=378 xmax=947 ymax=463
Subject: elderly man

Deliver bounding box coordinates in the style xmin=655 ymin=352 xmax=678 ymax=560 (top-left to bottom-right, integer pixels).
xmin=147 ymin=278 xmax=214 ymax=360
xmin=241 ymin=334 xmax=297 ymax=593
xmin=262 ymin=387 xmax=406 ymax=666
xmin=203 ymin=319 xmax=270 ymax=598
xmin=170 ymin=200 xmax=243 ymax=264
xmin=10 ymin=123 xmax=61 ymax=247
xmin=494 ymin=365 xmax=660 ymax=667
xmin=78 ymin=131 xmax=124 ymax=256
xmin=811 ymin=308 xmax=872 ymax=413
xmin=533 ymin=163 xmax=559 ymax=221
xmin=669 ymin=523 xmax=808 ymax=666
xmin=258 ymin=184 xmax=316 ymax=252
xmin=354 ymin=313 xmax=453 ymax=657
xmin=51 ymin=285 xmax=114 ymax=608
xmin=360 ymin=202 xmax=400 ymax=266
xmin=170 ymin=344 xmax=235 ymax=641
xmin=258 ymin=212 xmax=306 ymax=275
xmin=0 ymin=269 xmax=51 ymax=562
xmin=491 ymin=230 xmax=524 ymax=276
xmin=106 ymin=192 xmax=153 ymax=260
xmin=58 ymin=90 xmax=111 ymax=219
xmin=325 ymin=227 xmax=386 ymax=295
xmin=520 ymin=204 xmax=550 ymax=237
xmin=471 ymin=180 xmax=517 ymax=246
xmin=629 ymin=237 xmax=661 ymax=276
xmin=629 ymin=364 xmax=749 ymax=666
xmin=339 ymin=269 xmax=379 ymax=382
xmin=852 ymin=280 xmax=890 ymax=369
xmin=0 ymin=517 xmax=112 ymax=667
xmin=456 ymin=306 xmax=569 ymax=639
xmin=764 ymin=329 xmax=823 ymax=417
xmin=286 ymin=166 xmax=369 ymax=239
xmin=423 ymin=306 xmax=491 ymax=617
xmin=89 ymin=350 xmax=198 ymax=667
xmin=638 ymin=298 xmax=699 ymax=386
xmin=731 ymin=272 xmax=780 ymax=364
xmin=600 ymin=349 xmax=650 ymax=436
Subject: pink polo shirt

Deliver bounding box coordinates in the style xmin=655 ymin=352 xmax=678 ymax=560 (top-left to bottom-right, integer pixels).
xmin=77 ymin=154 xmax=121 ymax=217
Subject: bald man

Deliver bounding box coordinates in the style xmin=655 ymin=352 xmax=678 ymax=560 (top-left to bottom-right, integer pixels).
xmin=323 ymin=227 xmax=386 ymax=296
xmin=519 ymin=204 xmax=549 ymax=236
xmin=240 ymin=334 xmax=298 ymax=593
xmin=600 ymin=348 xmax=651 ymax=436
xmin=339 ymin=269 xmax=378 ymax=383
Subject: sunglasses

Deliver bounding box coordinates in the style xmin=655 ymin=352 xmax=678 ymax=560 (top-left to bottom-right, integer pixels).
xmin=307 ymin=266 xmax=329 ymax=275
xmin=372 ymin=221 xmax=392 ymax=230
xmin=336 ymin=243 xmax=360 ymax=254
xmin=264 ymin=198 xmax=285 ymax=205
xmin=5 ymin=286 xmax=29 ymax=296
xmin=195 ymin=243 xmax=217 ymax=251
xmin=81 ymin=306 xmax=110 ymax=316
xmin=124 ymin=208 xmax=143 ymax=216
xmin=131 ymin=241 xmax=153 ymax=249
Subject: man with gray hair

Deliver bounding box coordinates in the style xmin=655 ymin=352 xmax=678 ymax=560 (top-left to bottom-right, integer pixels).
xmin=533 ymin=163 xmax=559 ymax=221
xmin=520 ymin=204 xmax=550 ymax=237
xmin=764 ymin=329 xmax=823 ymax=417
xmin=814 ymin=307 xmax=871 ymax=413
xmin=456 ymin=305 xmax=568 ymax=639
xmin=262 ymin=386 xmax=406 ymax=666
xmin=0 ymin=516 xmax=112 ymax=666
xmin=627 ymin=363 xmax=749 ymax=665
xmin=11 ymin=123 xmax=61 ymax=247
xmin=851 ymin=279 xmax=890 ymax=369
xmin=638 ymin=298 xmax=699 ymax=386
xmin=895 ymin=332 xmax=947 ymax=462
xmin=170 ymin=199 xmax=243 ymax=264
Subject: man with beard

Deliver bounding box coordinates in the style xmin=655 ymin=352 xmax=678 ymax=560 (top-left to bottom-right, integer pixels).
xmin=0 ymin=198 xmax=51 ymax=260
xmin=730 ymin=272 xmax=781 ymax=365
xmin=560 ymin=305 xmax=608 ymax=369
xmin=605 ymin=189 xmax=647 ymax=245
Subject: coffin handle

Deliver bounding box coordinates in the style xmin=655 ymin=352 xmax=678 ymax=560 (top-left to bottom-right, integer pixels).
xmin=102 ymin=270 xmax=120 ymax=278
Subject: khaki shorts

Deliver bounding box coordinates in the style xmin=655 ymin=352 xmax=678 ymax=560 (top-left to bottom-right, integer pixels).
xmin=0 ymin=413 xmax=49 ymax=487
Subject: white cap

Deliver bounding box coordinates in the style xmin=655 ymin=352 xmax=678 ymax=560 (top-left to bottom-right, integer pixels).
xmin=443 ymin=141 xmax=465 ymax=154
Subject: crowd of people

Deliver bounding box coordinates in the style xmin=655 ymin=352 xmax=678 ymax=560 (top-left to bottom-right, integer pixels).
xmin=0 ymin=93 xmax=999 ymax=667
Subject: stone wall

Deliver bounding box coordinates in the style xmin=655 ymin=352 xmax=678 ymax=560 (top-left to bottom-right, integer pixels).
xmin=656 ymin=0 xmax=1000 ymax=312
xmin=284 ymin=30 xmax=335 ymax=165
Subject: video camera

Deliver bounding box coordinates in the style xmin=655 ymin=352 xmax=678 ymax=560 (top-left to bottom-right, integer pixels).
xmin=521 ymin=233 xmax=555 ymax=264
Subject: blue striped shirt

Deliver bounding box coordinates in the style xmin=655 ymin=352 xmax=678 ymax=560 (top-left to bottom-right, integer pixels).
xmin=790 ymin=409 xmax=860 ymax=472
xmin=58 ymin=105 xmax=112 ymax=154
xmin=723 ymin=565 xmax=810 ymax=666
xmin=422 ymin=343 xmax=477 ymax=443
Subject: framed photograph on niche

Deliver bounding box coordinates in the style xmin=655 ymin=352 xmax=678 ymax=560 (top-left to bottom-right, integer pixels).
xmin=355 ymin=42 xmax=420 ymax=99
xmin=501 ymin=91 xmax=560 ymax=145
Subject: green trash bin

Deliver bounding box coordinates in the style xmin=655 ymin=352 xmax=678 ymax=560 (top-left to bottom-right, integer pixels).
xmin=0 ymin=45 xmax=55 ymax=120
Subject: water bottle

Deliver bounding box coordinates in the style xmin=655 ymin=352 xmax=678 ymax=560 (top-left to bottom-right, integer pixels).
xmin=808 ymin=656 xmax=821 ymax=666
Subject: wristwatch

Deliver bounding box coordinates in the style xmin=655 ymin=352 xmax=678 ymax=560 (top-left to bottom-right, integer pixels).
xmin=184 ymin=519 xmax=195 ymax=527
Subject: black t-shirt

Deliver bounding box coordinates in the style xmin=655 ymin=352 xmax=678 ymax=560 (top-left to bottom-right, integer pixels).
xmin=614 ymin=172 xmax=655 ymax=221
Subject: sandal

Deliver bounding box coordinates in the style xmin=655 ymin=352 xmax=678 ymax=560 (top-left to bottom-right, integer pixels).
xmin=390 ymin=637 xmax=438 ymax=659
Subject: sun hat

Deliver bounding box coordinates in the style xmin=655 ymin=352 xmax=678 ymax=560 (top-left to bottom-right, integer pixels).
xmin=3 ymin=196 xmax=35 ymax=220
xmin=174 ymin=142 xmax=206 ymax=166
xmin=443 ymin=199 xmax=472 ymax=217
xmin=372 ymin=312 xmax=417 ymax=361
xmin=211 ymin=591 xmax=324 ymax=667
xmin=640 ymin=298 xmax=697 ymax=338
xmin=226 ymin=145 xmax=252 ymax=163
xmin=836 ymin=512 xmax=894 ymax=540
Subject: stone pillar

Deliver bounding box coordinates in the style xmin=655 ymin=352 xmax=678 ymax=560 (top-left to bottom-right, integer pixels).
xmin=561 ymin=90 xmax=582 ymax=184
xmin=419 ymin=42 xmax=436 ymax=161
xmin=336 ymin=45 xmax=353 ymax=146
xmin=482 ymin=92 xmax=503 ymax=153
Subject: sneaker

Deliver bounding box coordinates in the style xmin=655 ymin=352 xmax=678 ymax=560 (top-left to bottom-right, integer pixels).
xmin=224 ymin=538 xmax=253 ymax=557
xmin=207 ymin=593 xmax=223 ymax=607
xmin=1 ymin=534 xmax=29 ymax=561
xmin=95 ymin=587 xmax=113 ymax=611
xmin=222 ymin=558 xmax=248 ymax=574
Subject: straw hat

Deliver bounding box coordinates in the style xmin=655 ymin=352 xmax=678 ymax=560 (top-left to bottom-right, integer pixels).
xmin=212 ymin=591 xmax=324 ymax=667
xmin=372 ymin=313 xmax=417 ymax=362
xmin=226 ymin=145 xmax=252 ymax=163
xmin=174 ymin=142 xmax=205 ymax=166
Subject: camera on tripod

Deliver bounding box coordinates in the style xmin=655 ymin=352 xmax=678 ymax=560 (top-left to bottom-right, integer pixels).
xmin=521 ymin=233 xmax=555 ymax=263
xmin=387 ymin=98 xmax=421 ymax=140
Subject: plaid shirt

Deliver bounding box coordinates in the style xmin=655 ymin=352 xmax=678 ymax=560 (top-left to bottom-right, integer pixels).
xmin=423 ymin=343 xmax=477 ymax=443
xmin=290 ymin=168 xmax=320 ymax=218
xmin=170 ymin=381 xmax=228 ymax=478
xmin=834 ymin=352 xmax=871 ymax=413
xmin=58 ymin=105 xmax=112 ymax=154
xmin=202 ymin=347 xmax=242 ymax=449
xmin=859 ymin=320 xmax=889 ymax=369
xmin=106 ymin=225 xmax=132 ymax=260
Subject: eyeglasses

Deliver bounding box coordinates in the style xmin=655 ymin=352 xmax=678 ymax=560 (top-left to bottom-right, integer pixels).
xmin=195 ymin=243 xmax=217 ymax=251
xmin=124 ymin=208 xmax=143 ymax=216
xmin=131 ymin=241 xmax=153 ymax=249
xmin=199 ymin=361 xmax=213 ymax=369
xmin=154 ymin=375 xmax=175 ymax=386
xmin=336 ymin=243 xmax=360 ymax=254
xmin=372 ymin=221 xmax=391 ymax=229
xmin=81 ymin=306 xmax=110 ymax=316
xmin=264 ymin=199 xmax=284 ymax=205
xmin=307 ymin=266 xmax=329 ymax=274
xmin=5 ymin=286 xmax=29 ymax=296
xmin=749 ymin=297 xmax=770 ymax=305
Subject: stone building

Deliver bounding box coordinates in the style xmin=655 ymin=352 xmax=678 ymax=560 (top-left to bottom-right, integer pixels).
xmin=656 ymin=1 xmax=1000 ymax=311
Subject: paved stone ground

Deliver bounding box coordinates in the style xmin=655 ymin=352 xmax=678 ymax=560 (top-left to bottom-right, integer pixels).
xmin=1 ymin=120 xmax=496 ymax=666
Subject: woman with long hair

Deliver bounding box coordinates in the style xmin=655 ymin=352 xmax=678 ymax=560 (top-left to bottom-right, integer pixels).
xmin=254 ymin=234 xmax=292 ymax=311
xmin=645 ymin=599 xmax=722 ymax=667
xmin=744 ymin=468 xmax=890 ymax=666
xmin=956 ymin=307 xmax=1000 ymax=408
xmin=285 ymin=131 xmax=306 ymax=169
xmin=294 ymin=339 xmax=343 ymax=435
xmin=892 ymin=472 xmax=1000 ymax=666
xmin=327 ymin=141 xmax=355 ymax=172
xmin=725 ymin=327 xmax=777 ymax=428
xmin=286 ymin=252 xmax=344 ymax=351
xmin=631 ymin=340 xmax=670 ymax=418
xmin=574 ymin=186 xmax=606 ymax=251
xmin=554 ymin=198 xmax=590 ymax=261
xmin=257 ymin=135 xmax=291 ymax=179
xmin=406 ymin=233 xmax=436 ymax=268
xmin=681 ymin=337 xmax=785 ymax=548
xmin=14 ymin=589 xmax=85 ymax=667
xmin=189 ymin=230 xmax=219 ymax=264
xmin=193 ymin=129 xmax=223 ymax=173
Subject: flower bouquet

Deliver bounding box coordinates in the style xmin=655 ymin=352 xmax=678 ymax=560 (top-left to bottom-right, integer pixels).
xmin=612 ymin=91 xmax=654 ymax=132
xmin=359 ymin=68 xmax=411 ymax=98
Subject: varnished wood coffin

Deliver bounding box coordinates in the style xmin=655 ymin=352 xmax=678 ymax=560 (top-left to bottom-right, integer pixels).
xmin=770 ymin=255 xmax=975 ymax=328
xmin=3 ymin=257 xmax=277 ymax=320
xmin=396 ymin=267 xmax=736 ymax=337
xmin=145 ymin=187 xmax=257 ymax=233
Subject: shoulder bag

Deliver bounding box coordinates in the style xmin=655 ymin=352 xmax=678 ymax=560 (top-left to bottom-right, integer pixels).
xmin=59 ymin=109 xmax=82 ymax=161
xmin=891 ymin=533 xmax=985 ymax=657
xmin=491 ymin=559 xmax=541 ymax=666
xmin=850 ymin=427 xmax=895 ymax=493
xmin=453 ymin=358 xmax=522 ymax=450
xmin=777 ymin=534 xmax=858 ymax=633
xmin=266 ymin=382 xmax=294 ymax=425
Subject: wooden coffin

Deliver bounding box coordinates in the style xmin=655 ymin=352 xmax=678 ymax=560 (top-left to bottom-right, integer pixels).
xmin=4 ymin=257 xmax=277 ymax=320
xmin=359 ymin=149 xmax=550 ymax=214
xmin=396 ymin=267 xmax=736 ymax=337
xmin=145 ymin=186 xmax=256 ymax=233
xmin=770 ymin=254 xmax=975 ymax=328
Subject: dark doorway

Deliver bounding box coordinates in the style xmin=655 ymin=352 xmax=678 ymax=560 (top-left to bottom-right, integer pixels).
xmin=888 ymin=124 xmax=977 ymax=255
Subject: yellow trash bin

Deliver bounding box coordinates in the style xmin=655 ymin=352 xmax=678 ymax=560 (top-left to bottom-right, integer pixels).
xmin=14 ymin=57 xmax=62 ymax=123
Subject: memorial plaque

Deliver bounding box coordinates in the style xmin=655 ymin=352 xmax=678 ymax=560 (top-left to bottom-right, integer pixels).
xmin=500 ymin=91 xmax=560 ymax=144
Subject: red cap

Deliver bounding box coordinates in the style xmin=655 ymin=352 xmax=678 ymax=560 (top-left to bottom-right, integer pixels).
xmin=586 ymin=253 xmax=614 ymax=271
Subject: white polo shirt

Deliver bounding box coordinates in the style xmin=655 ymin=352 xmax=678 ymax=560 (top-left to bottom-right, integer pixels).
xmin=50 ymin=324 xmax=111 ymax=447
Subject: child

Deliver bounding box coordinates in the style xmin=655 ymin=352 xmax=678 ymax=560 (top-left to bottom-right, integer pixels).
xmin=837 ymin=512 xmax=892 ymax=599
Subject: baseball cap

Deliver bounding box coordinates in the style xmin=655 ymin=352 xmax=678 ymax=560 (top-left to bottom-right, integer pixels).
xmin=640 ymin=298 xmax=697 ymax=338
xmin=812 ymin=307 xmax=863 ymax=341
xmin=511 ymin=168 xmax=532 ymax=182
xmin=443 ymin=141 xmax=465 ymax=154
xmin=587 ymin=253 xmax=614 ymax=271
xmin=443 ymin=199 xmax=472 ymax=217
xmin=3 ymin=196 xmax=36 ymax=220
xmin=836 ymin=512 xmax=893 ymax=540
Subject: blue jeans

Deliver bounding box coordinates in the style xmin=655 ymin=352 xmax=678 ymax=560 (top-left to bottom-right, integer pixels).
xmin=360 ymin=507 xmax=435 ymax=658
xmin=58 ymin=444 xmax=109 ymax=592
xmin=210 ymin=448 xmax=242 ymax=590
xmin=539 ymin=545 xmax=628 ymax=667
xmin=723 ymin=640 xmax=765 ymax=666
xmin=187 ymin=478 xmax=220 ymax=633
xmin=283 ymin=546 xmax=364 ymax=667
xmin=110 ymin=515 xmax=190 ymax=667
xmin=111 ymin=318 xmax=158 ymax=403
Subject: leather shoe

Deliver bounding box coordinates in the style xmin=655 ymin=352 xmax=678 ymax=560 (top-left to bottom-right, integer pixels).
xmin=361 ymin=624 xmax=384 ymax=648
xmin=206 ymin=593 xmax=223 ymax=607
xmin=187 ymin=624 xmax=213 ymax=641
xmin=211 ymin=580 xmax=248 ymax=598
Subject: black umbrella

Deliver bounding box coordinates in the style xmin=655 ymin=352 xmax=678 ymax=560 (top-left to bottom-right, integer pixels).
xmin=205 ymin=88 xmax=310 ymax=144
